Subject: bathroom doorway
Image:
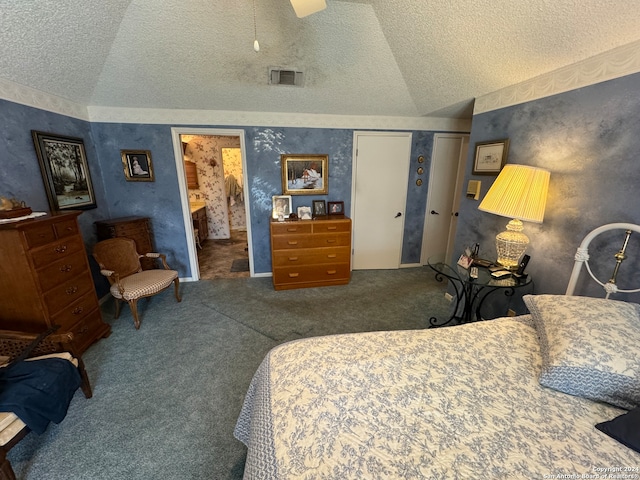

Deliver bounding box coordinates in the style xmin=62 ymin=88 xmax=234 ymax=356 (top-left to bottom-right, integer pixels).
xmin=172 ymin=127 xmax=253 ymax=281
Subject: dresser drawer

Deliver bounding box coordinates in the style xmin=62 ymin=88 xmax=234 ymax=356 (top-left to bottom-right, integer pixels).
xmin=38 ymin=251 xmax=89 ymax=292
xmin=271 ymin=232 xmax=350 ymax=250
xmin=273 ymin=263 xmax=351 ymax=286
xmin=271 ymin=222 xmax=312 ymax=235
xmin=43 ymin=270 xmax=94 ymax=315
xmin=30 ymin=235 xmax=84 ymax=269
xmin=50 ymin=292 xmax=98 ymax=330
xmin=22 ymin=223 xmax=57 ymax=248
xmin=313 ymin=221 xmax=351 ymax=234
xmin=53 ymin=217 xmax=80 ymax=239
xmin=22 ymin=217 xmax=79 ymax=248
xmin=65 ymin=310 xmax=102 ymax=354
xmin=272 ymin=247 xmax=351 ymax=267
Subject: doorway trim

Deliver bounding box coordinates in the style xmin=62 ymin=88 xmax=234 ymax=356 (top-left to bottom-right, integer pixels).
xmin=170 ymin=127 xmax=253 ymax=281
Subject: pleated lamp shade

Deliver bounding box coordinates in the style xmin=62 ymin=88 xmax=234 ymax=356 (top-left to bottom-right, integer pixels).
xmin=478 ymin=164 xmax=550 ymax=268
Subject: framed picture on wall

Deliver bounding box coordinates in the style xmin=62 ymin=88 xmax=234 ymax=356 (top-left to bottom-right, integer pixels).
xmin=281 ymin=154 xmax=328 ymax=195
xmin=31 ymin=130 xmax=97 ymax=211
xmin=472 ymin=139 xmax=509 ymax=175
xmin=121 ymin=150 xmax=154 ymax=182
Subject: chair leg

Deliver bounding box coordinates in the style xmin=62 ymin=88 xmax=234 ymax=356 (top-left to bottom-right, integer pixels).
xmin=128 ymin=299 xmax=141 ymax=330
xmin=76 ymin=358 xmax=93 ymax=399
xmin=0 ymin=449 xmax=16 ymax=480
xmin=114 ymin=298 xmax=122 ymax=319
xmin=174 ymin=278 xmax=182 ymax=303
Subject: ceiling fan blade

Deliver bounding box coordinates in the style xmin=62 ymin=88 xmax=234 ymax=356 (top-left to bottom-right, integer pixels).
xmin=290 ymin=0 xmax=326 ymax=18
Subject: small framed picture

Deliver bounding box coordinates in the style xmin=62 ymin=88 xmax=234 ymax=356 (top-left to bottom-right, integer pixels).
xmin=312 ymin=200 xmax=326 ymax=217
xmin=121 ymin=150 xmax=154 ymax=182
xmin=328 ymin=201 xmax=344 ymax=215
xmin=297 ymin=206 xmax=312 ymax=220
xmin=272 ymin=195 xmax=292 ymax=220
xmin=472 ymin=139 xmax=509 ymax=175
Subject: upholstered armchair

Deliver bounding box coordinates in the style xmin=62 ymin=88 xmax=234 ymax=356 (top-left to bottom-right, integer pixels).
xmin=93 ymin=238 xmax=182 ymax=329
xmin=0 ymin=327 xmax=92 ymax=480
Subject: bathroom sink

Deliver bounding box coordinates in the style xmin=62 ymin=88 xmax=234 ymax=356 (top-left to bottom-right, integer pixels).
xmin=189 ymin=201 xmax=206 ymax=213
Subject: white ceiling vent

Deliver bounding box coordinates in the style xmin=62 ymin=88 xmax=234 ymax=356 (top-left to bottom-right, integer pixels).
xmin=269 ymin=68 xmax=304 ymax=87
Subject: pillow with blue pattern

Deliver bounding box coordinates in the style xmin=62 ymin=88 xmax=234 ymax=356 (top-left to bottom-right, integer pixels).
xmin=595 ymin=407 xmax=640 ymax=453
xmin=523 ymin=295 xmax=640 ymax=410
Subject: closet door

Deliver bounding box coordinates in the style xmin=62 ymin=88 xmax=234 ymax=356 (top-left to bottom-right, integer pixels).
xmin=351 ymin=131 xmax=412 ymax=269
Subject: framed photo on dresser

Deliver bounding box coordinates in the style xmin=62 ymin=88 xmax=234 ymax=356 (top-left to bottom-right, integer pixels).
xmin=328 ymin=201 xmax=344 ymax=215
xmin=313 ymin=200 xmax=326 ymax=217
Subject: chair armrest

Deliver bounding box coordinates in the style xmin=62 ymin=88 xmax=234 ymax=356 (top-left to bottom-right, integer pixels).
xmin=0 ymin=327 xmax=92 ymax=398
xmin=142 ymin=252 xmax=171 ymax=269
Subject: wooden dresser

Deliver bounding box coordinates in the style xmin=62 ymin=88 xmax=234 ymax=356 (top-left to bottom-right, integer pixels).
xmin=270 ymin=216 xmax=352 ymax=290
xmin=0 ymin=211 xmax=111 ymax=354
xmin=95 ymin=216 xmax=155 ymax=270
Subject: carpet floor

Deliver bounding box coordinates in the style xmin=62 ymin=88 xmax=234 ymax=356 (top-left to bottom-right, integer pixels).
xmin=8 ymin=268 xmax=451 ymax=479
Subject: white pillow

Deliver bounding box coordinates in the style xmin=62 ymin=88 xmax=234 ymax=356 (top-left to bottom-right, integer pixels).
xmin=523 ymin=294 xmax=640 ymax=409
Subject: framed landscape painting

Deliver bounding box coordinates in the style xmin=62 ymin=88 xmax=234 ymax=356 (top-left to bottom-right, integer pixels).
xmin=281 ymin=154 xmax=328 ymax=195
xmin=32 ymin=130 xmax=97 ymax=210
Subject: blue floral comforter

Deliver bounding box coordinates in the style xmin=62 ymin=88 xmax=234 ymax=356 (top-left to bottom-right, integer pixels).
xmin=235 ymin=316 xmax=640 ymax=479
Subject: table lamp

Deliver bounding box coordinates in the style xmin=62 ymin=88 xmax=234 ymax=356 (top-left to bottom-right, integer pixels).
xmin=478 ymin=164 xmax=550 ymax=269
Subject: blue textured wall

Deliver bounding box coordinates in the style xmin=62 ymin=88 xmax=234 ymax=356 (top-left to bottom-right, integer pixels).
xmin=0 ymin=99 xmax=112 ymax=295
xmin=454 ymin=71 xmax=640 ymax=305
xmin=1 ymin=100 xmax=453 ymax=283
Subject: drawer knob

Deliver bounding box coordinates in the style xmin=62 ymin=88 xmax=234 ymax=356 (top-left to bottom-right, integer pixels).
xmin=327 ymin=226 xmax=337 ymax=230
xmin=327 ymin=270 xmax=337 ymax=275
xmin=72 ymin=306 xmax=84 ymax=315
xmin=288 ymin=241 xmax=298 ymax=245
xmin=327 ymin=239 xmax=336 ymax=243
xmin=286 ymin=228 xmax=298 ymax=232
xmin=288 ymin=257 xmax=299 ymax=261
xmin=288 ymin=273 xmax=300 ymax=278
xmin=327 ymin=254 xmax=337 ymax=258
xmin=60 ymin=264 xmax=73 ymax=272
xmin=66 ymin=286 xmax=79 ymax=295
xmin=55 ymin=245 xmax=68 ymax=253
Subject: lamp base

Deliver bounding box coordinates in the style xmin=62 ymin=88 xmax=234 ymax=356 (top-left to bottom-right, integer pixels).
xmin=495 ymin=219 xmax=529 ymax=269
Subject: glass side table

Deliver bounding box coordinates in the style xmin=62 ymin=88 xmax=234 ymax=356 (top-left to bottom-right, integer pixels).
xmin=427 ymin=256 xmax=532 ymax=328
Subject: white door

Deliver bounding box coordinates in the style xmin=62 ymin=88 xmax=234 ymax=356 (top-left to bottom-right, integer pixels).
xmin=351 ymin=132 xmax=412 ymax=269
xmin=421 ymin=134 xmax=469 ymax=264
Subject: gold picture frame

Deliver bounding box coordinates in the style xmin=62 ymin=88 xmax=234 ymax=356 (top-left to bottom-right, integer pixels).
xmin=281 ymin=154 xmax=328 ymax=195
xmin=121 ymin=150 xmax=154 ymax=182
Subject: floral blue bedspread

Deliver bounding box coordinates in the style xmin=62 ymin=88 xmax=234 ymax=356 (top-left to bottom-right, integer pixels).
xmin=234 ymin=316 xmax=640 ymax=479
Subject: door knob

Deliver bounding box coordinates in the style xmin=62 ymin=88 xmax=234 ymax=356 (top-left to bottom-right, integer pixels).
xmin=395 ymin=212 xmax=402 ymax=218
xmin=430 ymin=210 xmax=439 ymax=215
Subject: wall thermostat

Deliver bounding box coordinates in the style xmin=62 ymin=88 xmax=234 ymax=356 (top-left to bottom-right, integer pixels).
xmin=467 ymin=180 xmax=481 ymax=200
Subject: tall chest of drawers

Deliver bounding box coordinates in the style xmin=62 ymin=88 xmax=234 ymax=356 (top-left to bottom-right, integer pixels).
xmin=270 ymin=216 xmax=352 ymax=290
xmin=0 ymin=211 xmax=111 ymax=354
xmin=95 ymin=216 xmax=155 ymax=270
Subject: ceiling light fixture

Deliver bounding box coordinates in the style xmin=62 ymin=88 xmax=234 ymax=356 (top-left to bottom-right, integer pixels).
xmin=290 ymin=0 xmax=326 ymax=18
xmin=253 ymin=0 xmax=260 ymax=52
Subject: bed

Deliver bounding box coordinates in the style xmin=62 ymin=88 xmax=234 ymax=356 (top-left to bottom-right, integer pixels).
xmin=235 ymin=224 xmax=640 ymax=478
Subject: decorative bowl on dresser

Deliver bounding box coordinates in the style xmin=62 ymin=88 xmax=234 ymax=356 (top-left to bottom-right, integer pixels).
xmin=270 ymin=216 xmax=352 ymax=290
xmin=0 ymin=211 xmax=111 ymax=354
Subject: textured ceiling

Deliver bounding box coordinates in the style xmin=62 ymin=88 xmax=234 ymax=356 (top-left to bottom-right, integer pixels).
xmin=1 ymin=0 xmax=640 ymax=119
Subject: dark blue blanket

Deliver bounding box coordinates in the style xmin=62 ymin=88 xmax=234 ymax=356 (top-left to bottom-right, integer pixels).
xmin=0 ymin=358 xmax=81 ymax=434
